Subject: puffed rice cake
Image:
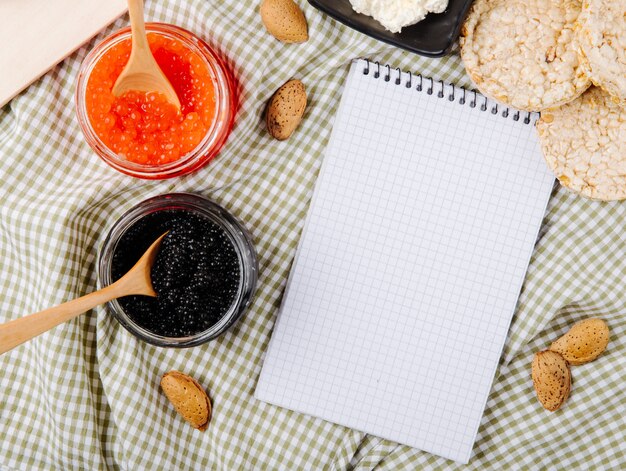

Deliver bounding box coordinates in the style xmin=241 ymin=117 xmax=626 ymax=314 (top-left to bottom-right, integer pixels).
xmin=577 ymin=0 xmax=626 ymax=102
xmin=460 ymin=0 xmax=590 ymax=112
xmin=536 ymin=87 xmax=626 ymax=201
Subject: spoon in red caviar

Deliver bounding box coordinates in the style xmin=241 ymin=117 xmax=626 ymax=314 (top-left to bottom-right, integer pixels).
xmin=112 ymin=0 xmax=181 ymax=109
xmin=0 ymin=233 xmax=168 ymax=355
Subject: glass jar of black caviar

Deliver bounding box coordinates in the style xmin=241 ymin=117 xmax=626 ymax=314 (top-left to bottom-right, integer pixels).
xmin=98 ymin=193 xmax=257 ymax=347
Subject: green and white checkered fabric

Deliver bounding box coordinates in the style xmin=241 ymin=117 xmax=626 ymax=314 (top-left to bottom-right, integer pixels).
xmin=1 ymin=1 xmax=624 ymax=469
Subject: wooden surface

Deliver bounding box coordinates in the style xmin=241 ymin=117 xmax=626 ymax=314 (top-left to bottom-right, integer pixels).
xmin=0 ymin=0 xmax=126 ymax=107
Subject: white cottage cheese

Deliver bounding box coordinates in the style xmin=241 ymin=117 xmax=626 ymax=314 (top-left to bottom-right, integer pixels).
xmin=350 ymin=0 xmax=448 ymax=33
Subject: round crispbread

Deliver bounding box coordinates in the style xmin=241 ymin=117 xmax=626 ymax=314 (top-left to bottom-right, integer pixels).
xmin=536 ymin=87 xmax=626 ymax=201
xmin=460 ymin=0 xmax=590 ymax=112
xmin=576 ymin=0 xmax=626 ymax=102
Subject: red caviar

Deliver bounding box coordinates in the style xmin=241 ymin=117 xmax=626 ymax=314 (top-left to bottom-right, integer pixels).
xmin=85 ymin=33 xmax=216 ymax=165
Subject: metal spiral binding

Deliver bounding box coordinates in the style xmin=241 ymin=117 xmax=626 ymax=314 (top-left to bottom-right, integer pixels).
xmin=360 ymin=59 xmax=534 ymax=125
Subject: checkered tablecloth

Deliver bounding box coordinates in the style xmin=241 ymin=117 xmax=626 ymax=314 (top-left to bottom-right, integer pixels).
xmin=1 ymin=1 xmax=624 ymax=469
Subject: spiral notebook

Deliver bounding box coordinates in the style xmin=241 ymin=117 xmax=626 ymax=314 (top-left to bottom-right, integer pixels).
xmin=256 ymin=59 xmax=554 ymax=463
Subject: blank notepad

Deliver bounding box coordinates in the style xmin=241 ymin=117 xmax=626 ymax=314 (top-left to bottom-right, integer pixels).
xmin=255 ymin=59 xmax=555 ymax=463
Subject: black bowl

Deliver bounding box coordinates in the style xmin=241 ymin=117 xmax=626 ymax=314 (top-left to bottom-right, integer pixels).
xmin=309 ymin=0 xmax=474 ymax=57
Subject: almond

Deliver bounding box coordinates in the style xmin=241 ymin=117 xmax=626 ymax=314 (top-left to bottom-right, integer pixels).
xmin=531 ymin=350 xmax=571 ymax=412
xmin=266 ymin=79 xmax=307 ymax=140
xmin=161 ymin=371 xmax=211 ymax=430
xmin=260 ymin=0 xmax=308 ymax=43
xmin=550 ymin=318 xmax=609 ymax=365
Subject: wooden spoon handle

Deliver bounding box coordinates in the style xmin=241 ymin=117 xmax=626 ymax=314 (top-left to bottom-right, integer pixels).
xmin=0 ymin=284 xmax=122 ymax=355
xmin=128 ymin=0 xmax=150 ymax=58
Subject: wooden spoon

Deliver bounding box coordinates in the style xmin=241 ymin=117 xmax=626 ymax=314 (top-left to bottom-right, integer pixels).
xmin=0 ymin=233 xmax=168 ymax=355
xmin=112 ymin=0 xmax=180 ymax=109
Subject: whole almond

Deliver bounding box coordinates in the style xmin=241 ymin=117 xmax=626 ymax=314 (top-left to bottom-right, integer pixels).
xmin=550 ymin=318 xmax=609 ymax=365
xmin=266 ymin=79 xmax=307 ymax=140
xmin=161 ymin=371 xmax=211 ymax=430
xmin=260 ymin=0 xmax=308 ymax=43
xmin=531 ymin=350 xmax=571 ymax=412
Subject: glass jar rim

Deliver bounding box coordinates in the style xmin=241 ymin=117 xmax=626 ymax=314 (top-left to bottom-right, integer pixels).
xmin=75 ymin=23 xmax=234 ymax=179
xmin=98 ymin=193 xmax=258 ymax=347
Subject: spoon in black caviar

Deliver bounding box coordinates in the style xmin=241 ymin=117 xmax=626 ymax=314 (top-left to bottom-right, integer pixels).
xmin=0 ymin=232 xmax=168 ymax=355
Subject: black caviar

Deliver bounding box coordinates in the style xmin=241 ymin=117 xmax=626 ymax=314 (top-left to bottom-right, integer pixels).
xmin=111 ymin=209 xmax=240 ymax=337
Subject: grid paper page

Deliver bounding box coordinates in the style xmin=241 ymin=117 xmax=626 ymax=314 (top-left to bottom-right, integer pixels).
xmin=255 ymin=59 xmax=555 ymax=464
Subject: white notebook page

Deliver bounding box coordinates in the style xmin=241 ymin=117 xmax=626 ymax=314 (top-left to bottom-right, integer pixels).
xmin=256 ymin=59 xmax=555 ymax=464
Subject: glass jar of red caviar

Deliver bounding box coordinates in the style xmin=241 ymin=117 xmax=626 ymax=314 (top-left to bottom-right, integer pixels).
xmin=75 ymin=23 xmax=235 ymax=179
